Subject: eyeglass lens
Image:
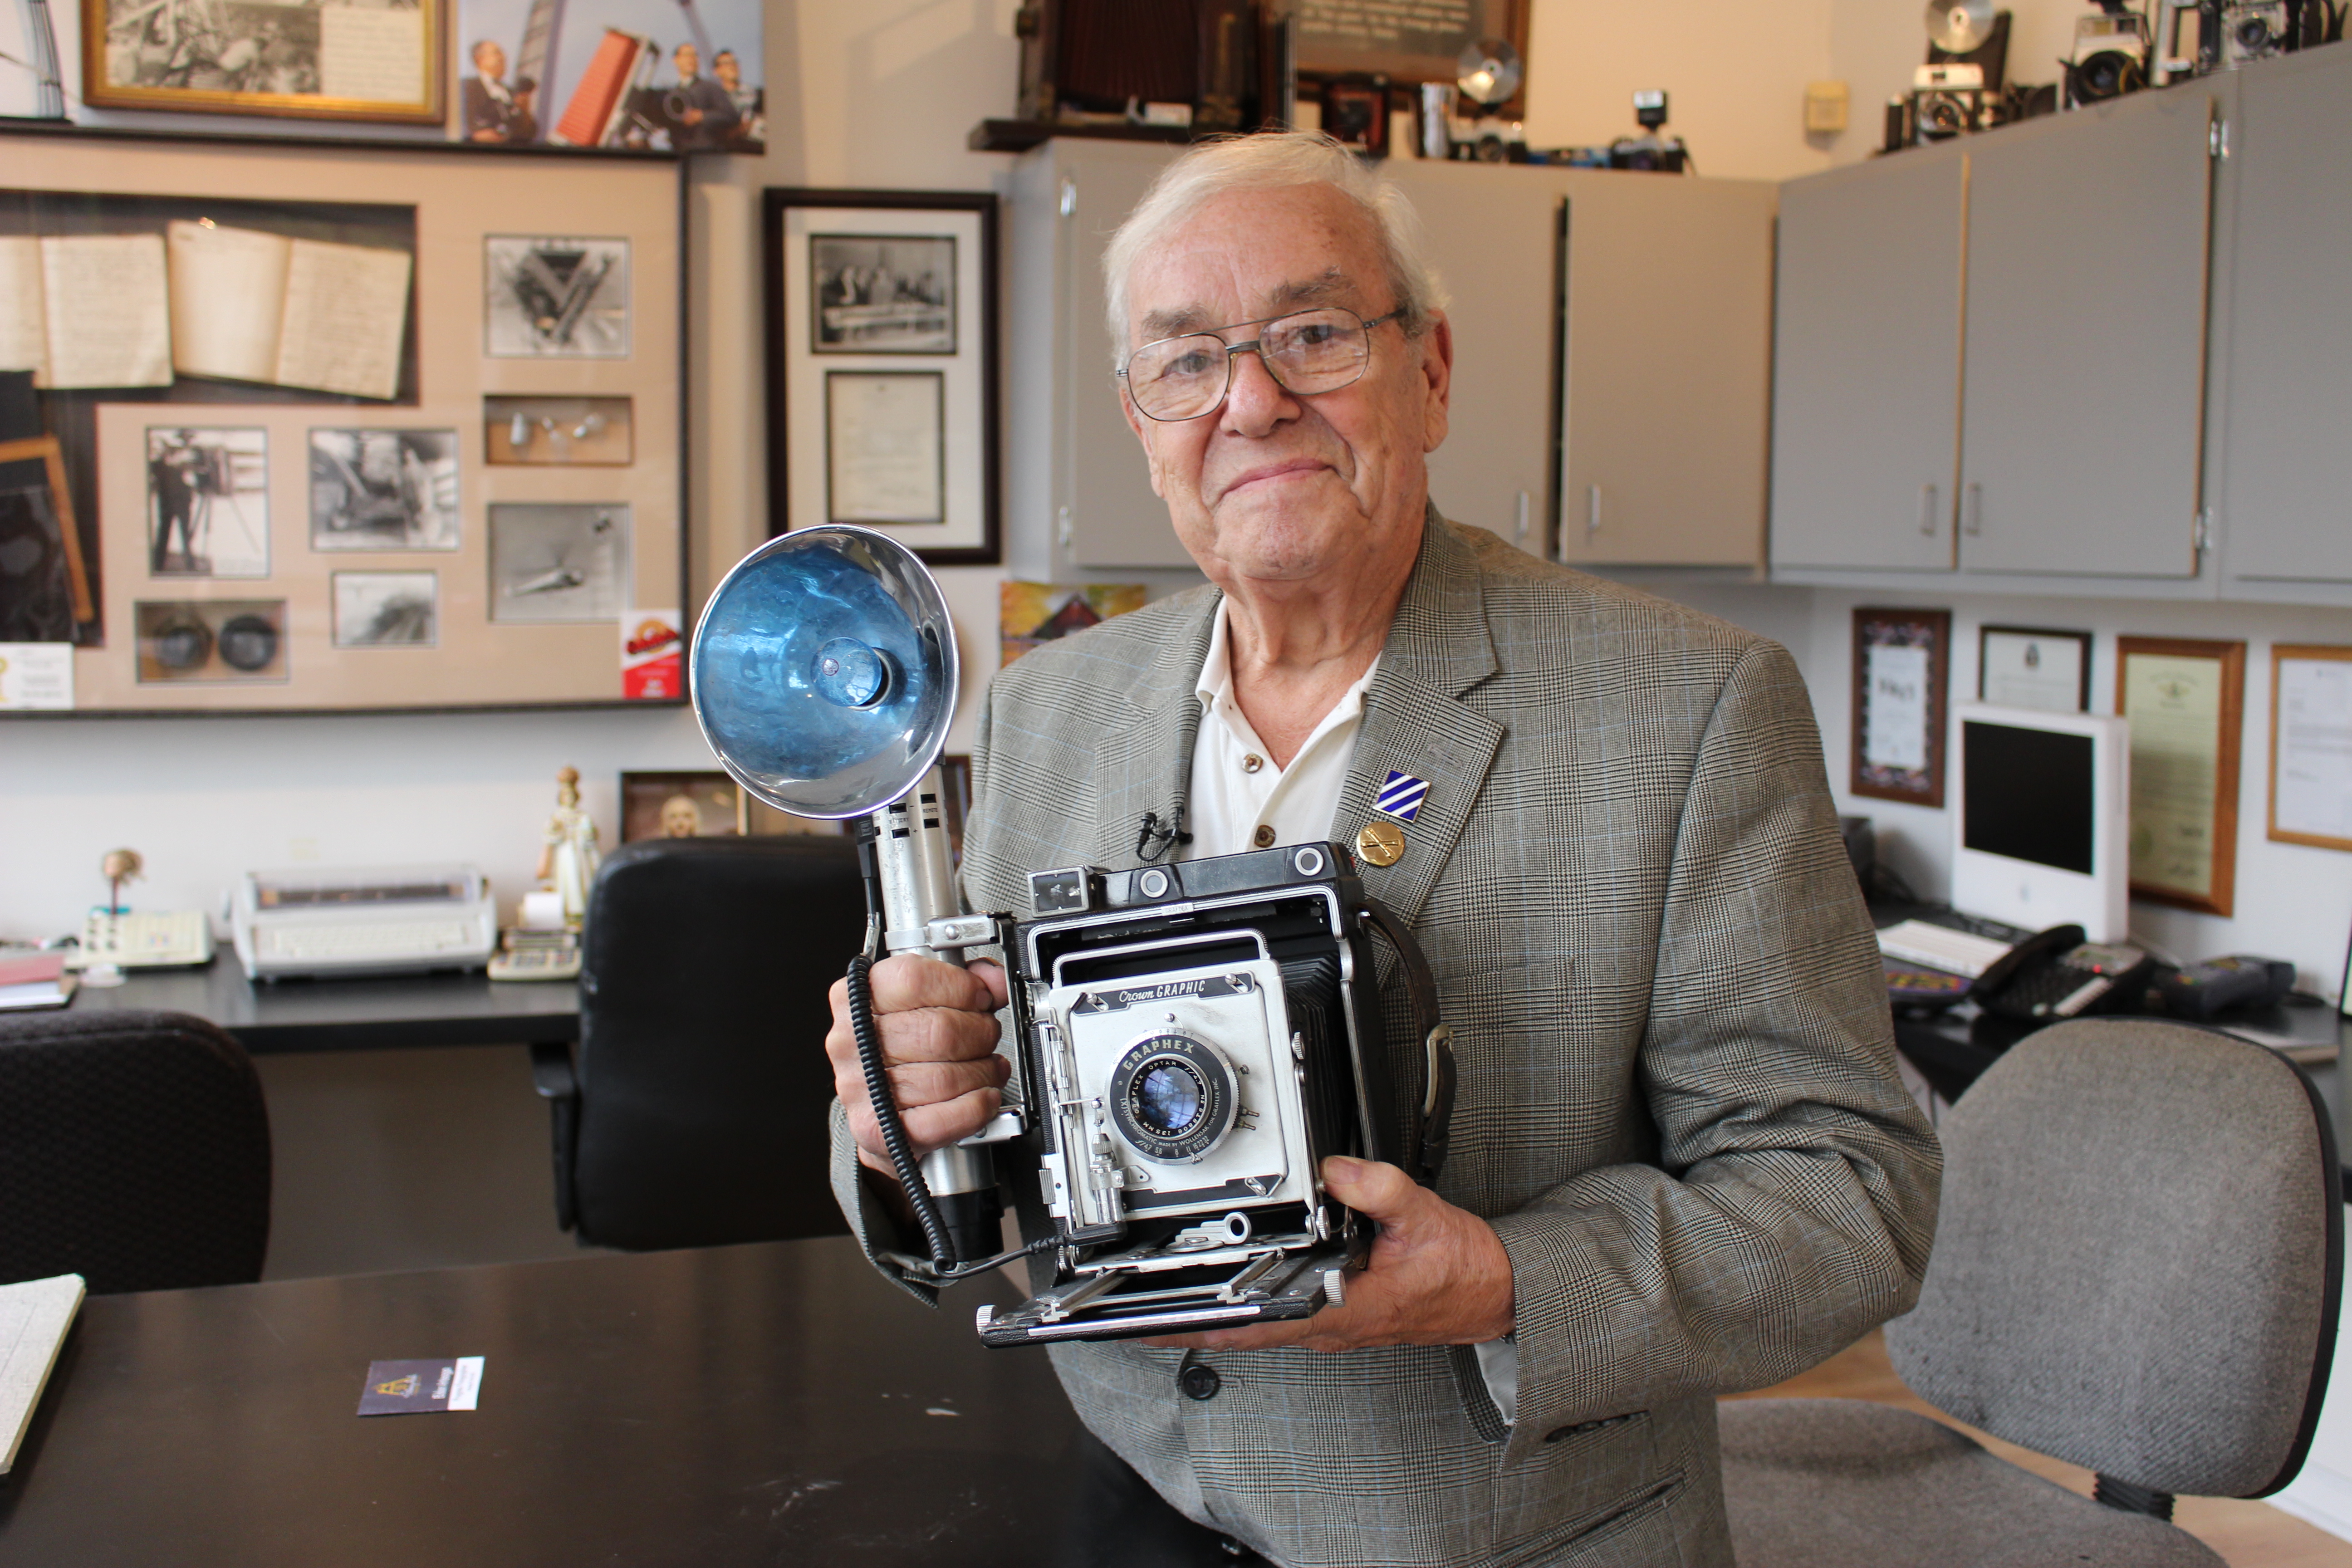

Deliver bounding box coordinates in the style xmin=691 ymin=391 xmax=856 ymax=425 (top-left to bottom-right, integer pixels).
xmin=1125 ymin=308 xmax=1375 ymax=421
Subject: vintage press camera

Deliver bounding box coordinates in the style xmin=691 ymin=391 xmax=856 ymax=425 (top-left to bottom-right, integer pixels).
xmin=978 ymin=844 xmax=1451 ymax=1344
xmin=688 ymin=526 xmax=1455 ymax=1347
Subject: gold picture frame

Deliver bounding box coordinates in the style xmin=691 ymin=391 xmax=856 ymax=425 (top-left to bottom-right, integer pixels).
xmin=83 ymin=0 xmax=446 ymax=124
xmin=2117 ymin=636 xmax=2246 ymax=917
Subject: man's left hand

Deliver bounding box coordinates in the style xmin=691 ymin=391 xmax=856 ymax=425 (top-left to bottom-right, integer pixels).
xmin=1142 ymin=1156 xmax=1514 ymax=1352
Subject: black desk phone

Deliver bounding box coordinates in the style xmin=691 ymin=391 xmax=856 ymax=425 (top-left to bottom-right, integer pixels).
xmin=1970 ymin=924 xmax=2155 ymax=1022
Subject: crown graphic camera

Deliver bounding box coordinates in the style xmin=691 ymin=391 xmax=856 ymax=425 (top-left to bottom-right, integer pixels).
xmin=689 ymin=527 xmax=1455 ymax=1344
xmin=974 ymin=843 xmax=1453 ymax=1344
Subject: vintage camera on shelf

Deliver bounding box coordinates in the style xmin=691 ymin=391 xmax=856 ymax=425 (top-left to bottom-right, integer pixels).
xmin=1605 ymin=89 xmax=1689 ymax=173
xmin=2216 ymin=0 xmax=2293 ymax=60
xmin=1910 ymin=61 xmax=1992 ymax=142
xmin=976 ymin=843 xmax=1454 ymax=1345
xmin=2066 ymin=4 xmax=2151 ymax=105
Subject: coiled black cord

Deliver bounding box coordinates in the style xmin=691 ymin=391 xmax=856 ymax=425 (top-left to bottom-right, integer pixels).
xmin=844 ymin=950 xmax=956 ymax=1268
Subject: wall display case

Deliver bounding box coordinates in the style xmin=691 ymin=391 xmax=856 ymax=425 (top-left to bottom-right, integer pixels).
xmin=763 ymin=189 xmax=999 ymax=565
xmin=0 ymin=129 xmax=683 ymax=715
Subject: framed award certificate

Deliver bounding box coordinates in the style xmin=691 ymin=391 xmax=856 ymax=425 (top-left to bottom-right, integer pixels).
xmin=2117 ymin=636 xmax=2246 ymax=916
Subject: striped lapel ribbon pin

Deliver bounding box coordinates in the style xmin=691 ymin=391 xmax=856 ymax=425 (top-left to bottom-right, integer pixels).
xmin=1375 ymin=769 xmax=1430 ymax=822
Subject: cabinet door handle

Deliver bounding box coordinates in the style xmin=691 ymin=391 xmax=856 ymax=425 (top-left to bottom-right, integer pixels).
xmin=1586 ymin=484 xmax=1602 ymax=537
xmin=1963 ymin=481 xmax=1983 ymax=537
xmin=1920 ymin=483 xmax=1939 ymax=536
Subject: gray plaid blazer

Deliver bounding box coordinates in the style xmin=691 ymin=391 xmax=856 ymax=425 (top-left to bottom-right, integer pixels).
xmin=831 ymin=512 xmax=1940 ymax=1567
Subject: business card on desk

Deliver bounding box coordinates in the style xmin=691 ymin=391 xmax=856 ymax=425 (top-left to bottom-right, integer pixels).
xmin=358 ymin=1356 xmax=483 ymax=1416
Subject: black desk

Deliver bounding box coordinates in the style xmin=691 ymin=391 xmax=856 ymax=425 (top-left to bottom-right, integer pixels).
xmin=0 ymin=1237 xmax=1233 ymax=1567
xmin=64 ymin=959 xmax=578 ymax=1054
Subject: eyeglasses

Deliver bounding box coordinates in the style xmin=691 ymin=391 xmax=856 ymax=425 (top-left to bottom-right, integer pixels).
xmin=1118 ymin=306 xmax=1405 ymax=423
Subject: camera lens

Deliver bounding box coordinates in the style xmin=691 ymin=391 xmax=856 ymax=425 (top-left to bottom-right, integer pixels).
xmin=1108 ymin=1033 xmax=1239 ymax=1164
xmin=1132 ymin=1059 xmax=1206 ymax=1137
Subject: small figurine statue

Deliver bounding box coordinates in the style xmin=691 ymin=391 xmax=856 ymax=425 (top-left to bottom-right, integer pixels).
xmin=658 ymin=794 xmax=701 ymax=838
xmin=534 ymin=767 xmax=601 ymax=930
xmin=100 ymin=848 xmax=143 ymax=916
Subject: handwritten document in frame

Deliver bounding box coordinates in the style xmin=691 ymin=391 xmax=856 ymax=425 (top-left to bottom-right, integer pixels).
xmin=2271 ymin=645 xmax=2352 ymax=854
xmin=1852 ymin=608 xmax=1950 ymax=808
xmin=2118 ymin=637 xmax=2245 ymax=916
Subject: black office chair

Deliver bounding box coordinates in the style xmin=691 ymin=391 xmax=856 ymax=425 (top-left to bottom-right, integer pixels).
xmin=533 ymin=835 xmax=868 ymax=1251
xmin=0 ymin=1008 xmax=272 ymax=1293
xmin=1720 ymin=1017 xmax=2342 ymax=1566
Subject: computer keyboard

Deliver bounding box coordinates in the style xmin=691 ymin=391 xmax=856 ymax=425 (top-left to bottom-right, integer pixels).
xmin=1875 ymin=919 xmax=2013 ymax=979
xmin=255 ymin=920 xmax=479 ymax=963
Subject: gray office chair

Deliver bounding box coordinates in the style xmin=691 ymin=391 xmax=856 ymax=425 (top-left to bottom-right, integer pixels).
xmin=0 ymin=1008 xmax=272 ymax=1293
xmin=533 ymin=835 xmax=867 ymax=1251
xmin=1720 ymin=1017 xmax=2341 ymax=1567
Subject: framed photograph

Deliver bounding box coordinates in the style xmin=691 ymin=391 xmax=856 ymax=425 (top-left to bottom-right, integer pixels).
xmin=0 ymin=435 xmax=93 ymax=645
xmin=451 ymin=0 xmax=764 ymax=152
xmin=134 ymin=598 xmax=287 ymax=682
xmin=147 ymin=426 xmax=268 ymax=579
xmin=2269 ymin=645 xmax=2352 ymax=854
xmin=1294 ymin=0 xmax=1525 ymax=105
xmin=485 ymin=237 xmax=631 ymax=359
xmin=484 ymin=397 xmax=632 ymax=465
xmin=84 ymin=0 xmax=446 ymax=123
xmin=486 ymin=502 xmax=631 ymax=623
xmin=1978 ymin=625 xmax=2089 ymax=714
xmin=2117 ymin=636 xmax=2246 ymax=917
xmin=826 ymin=371 xmax=943 ymax=525
xmin=620 ymin=770 xmax=741 ymax=843
xmin=332 ymin=570 xmax=436 ymax=647
xmin=1851 ymin=607 xmax=1951 ymax=808
xmin=309 ymin=428 xmax=459 ymax=551
xmin=810 ymin=234 xmax=956 ymax=353
xmin=765 ymin=189 xmax=998 ymax=564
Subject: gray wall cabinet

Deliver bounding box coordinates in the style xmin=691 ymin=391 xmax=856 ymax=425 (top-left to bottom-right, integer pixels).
xmin=2215 ymin=43 xmax=2352 ymax=605
xmin=1772 ymin=79 xmax=2244 ymax=599
xmin=1770 ymin=155 xmax=1967 ymax=572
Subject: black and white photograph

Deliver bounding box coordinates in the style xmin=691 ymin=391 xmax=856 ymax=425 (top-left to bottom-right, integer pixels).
xmin=332 ymin=570 xmax=437 ymax=647
xmin=147 ymin=426 xmax=268 ymax=578
xmin=485 ymin=236 xmax=631 ymax=358
xmin=810 ymin=234 xmax=955 ymax=353
xmin=308 ymin=427 xmax=459 ymax=552
xmin=88 ymin=0 xmax=443 ymax=122
xmin=487 ymin=502 xmax=631 ymax=623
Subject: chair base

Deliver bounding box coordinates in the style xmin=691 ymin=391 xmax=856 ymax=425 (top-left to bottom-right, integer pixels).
xmin=1718 ymin=1398 xmax=2222 ymax=1568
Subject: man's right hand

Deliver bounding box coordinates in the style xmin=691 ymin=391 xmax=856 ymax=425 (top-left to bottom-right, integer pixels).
xmin=825 ymin=955 xmax=1010 ymax=1181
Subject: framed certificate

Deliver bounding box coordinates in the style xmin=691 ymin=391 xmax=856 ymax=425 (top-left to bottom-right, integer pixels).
xmin=764 ymin=189 xmax=998 ymax=564
xmin=1851 ymin=607 xmax=1951 ymax=808
xmin=1979 ymin=625 xmax=2090 ymax=713
xmin=2117 ymin=636 xmax=2246 ymax=916
xmin=2270 ymin=644 xmax=2352 ymax=854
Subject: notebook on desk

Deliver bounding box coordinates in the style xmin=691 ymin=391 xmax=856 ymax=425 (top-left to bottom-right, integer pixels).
xmin=1 ymin=1273 xmax=84 ymax=1473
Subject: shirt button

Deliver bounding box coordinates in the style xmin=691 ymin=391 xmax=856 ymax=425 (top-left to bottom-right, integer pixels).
xmin=1242 ymin=753 xmax=1264 ymax=774
xmin=1180 ymin=1362 xmax=1222 ymax=1401
xmin=1251 ymin=824 xmax=1276 ymax=849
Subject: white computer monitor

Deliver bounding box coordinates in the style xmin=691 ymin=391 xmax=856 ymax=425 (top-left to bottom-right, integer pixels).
xmin=1950 ymin=703 xmax=2132 ymax=943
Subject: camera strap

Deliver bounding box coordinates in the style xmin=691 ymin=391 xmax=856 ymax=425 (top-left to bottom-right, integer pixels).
xmin=1360 ymin=899 xmax=1457 ymax=1188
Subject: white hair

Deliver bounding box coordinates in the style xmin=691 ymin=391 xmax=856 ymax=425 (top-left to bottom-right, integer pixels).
xmin=1102 ymin=131 xmax=1450 ymax=361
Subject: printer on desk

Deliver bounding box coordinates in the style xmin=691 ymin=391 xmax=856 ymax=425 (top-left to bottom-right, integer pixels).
xmin=231 ymin=865 xmax=497 ymax=981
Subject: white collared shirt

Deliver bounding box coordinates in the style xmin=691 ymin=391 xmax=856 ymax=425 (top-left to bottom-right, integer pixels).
xmin=1181 ymin=597 xmax=1378 ymax=861
xmin=1176 ymin=596 xmax=1520 ymax=1426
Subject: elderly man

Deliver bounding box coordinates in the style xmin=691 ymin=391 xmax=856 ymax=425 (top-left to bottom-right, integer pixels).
xmin=825 ymin=132 xmax=1939 ymax=1567
xmin=662 ymin=43 xmax=738 ymax=151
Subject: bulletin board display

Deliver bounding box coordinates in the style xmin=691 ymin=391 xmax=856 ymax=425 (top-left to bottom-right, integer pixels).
xmin=2 ymin=132 xmax=683 ymax=714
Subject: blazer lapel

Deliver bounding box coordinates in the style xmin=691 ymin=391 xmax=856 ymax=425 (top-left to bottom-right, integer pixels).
xmin=1088 ymin=589 xmax=1219 ymax=871
xmin=1336 ymin=510 xmax=1505 ymax=927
